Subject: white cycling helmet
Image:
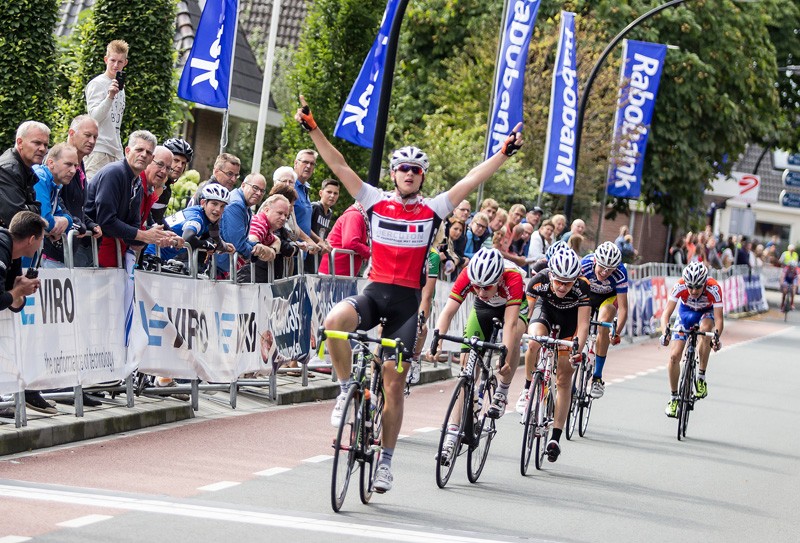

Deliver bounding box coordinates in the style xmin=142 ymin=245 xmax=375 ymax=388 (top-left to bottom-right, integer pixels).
xmin=467 ymin=248 xmax=504 ymax=287
xmin=595 ymin=241 xmax=622 ymax=269
xmin=390 ymin=146 xmax=429 ymax=173
xmin=545 ymin=240 xmax=569 ymax=261
xmin=682 ymin=261 xmax=708 ymax=288
xmin=200 ymin=183 xmax=230 ymax=204
xmin=549 ymin=249 xmax=581 ymax=280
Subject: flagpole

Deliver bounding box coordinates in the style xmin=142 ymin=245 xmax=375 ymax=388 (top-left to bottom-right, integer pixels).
xmin=251 ymin=0 xmax=282 ymax=173
xmin=476 ymin=0 xmax=510 ymax=208
xmin=220 ymin=0 xmax=241 ymax=154
xmin=366 ymin=0 xmax=410 ymax=186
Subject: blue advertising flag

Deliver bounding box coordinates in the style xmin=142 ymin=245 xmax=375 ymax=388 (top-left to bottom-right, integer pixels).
xmin=484 ymin=0 xmax=541 ymax=159
xmin=334 ymin=0 xmax=402 ymax=149
xmin=606 ymin=39 xmax=667 ymax=199
xmin=540 ymin=11 xmax=578 ymax=196
xmin=177 ymin=0 xmax=238 ymax=109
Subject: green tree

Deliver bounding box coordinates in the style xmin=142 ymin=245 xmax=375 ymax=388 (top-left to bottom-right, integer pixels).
xmin=0 ymin=0 xmax=58 ymax=150
xmin=60 ymin=0 xmax=178 ymax=143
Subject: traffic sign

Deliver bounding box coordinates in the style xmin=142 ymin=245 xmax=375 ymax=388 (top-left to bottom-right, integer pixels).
xmin=706 ymin=171 xmax=760 ymax=203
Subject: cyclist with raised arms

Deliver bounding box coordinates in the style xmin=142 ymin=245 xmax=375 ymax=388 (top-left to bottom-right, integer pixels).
xmin=520 ymin=248 xmax=590 ymax=462
xmin=660 ymin=261 xmax=723 ymax=417
xmin=295 ymin=96 xmax=523 ymax=493
xmin=433 ymin=248 xmax=528 ymax=432
xmin=579 ymin=241 xmax=628 ymax=398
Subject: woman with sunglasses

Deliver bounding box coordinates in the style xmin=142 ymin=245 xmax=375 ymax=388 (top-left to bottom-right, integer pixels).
xmin=520 ymin=248 xmax=591 ymax=463
xmin=659 ymin=261 xmax=723 ymax=418
xmin=295 ymin=96 xmax=523 ymax=494
xmin=578 ymin=241 xmax=629 ymax=399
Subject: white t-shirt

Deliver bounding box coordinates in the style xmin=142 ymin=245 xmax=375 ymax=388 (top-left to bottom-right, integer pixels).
xmin=85 ymin=73 xmax=126 ymax=158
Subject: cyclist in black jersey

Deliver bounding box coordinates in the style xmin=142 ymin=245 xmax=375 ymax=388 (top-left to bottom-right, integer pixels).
xmin=521 ymin=249 xmax=590 ymax=463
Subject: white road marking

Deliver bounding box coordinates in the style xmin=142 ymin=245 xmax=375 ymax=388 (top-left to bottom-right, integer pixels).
xmin=0 ymin=537 xmax=32 ymax=543
xmin=255 ymin=467 xmax=291 ymax=477
xmin=413 ymin=427 xmax=438 ymax=433
xmin=397 ymin=434 xmax=410 ymax=440
xmin=56 ymin=514 xmax=113 ymax=528
xmin=0 ymin=484 xmax=512 ymax=543
xmin=197 ymin=481 xmax=241 ymax=492
xmin=302 ymin=455 xmax=333 ymax=463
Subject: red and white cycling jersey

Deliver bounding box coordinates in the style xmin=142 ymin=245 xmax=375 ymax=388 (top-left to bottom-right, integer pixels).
xmin=357 ymin=183 xmax=452 ymax=289
xmin=449 ymin=261 xmax=525 ymax=308
xmin=668 ymin=277 xmax=724 ymax=312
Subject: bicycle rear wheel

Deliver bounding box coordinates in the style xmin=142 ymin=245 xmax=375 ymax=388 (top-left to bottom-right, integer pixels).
xmin=331 ymin=386 xmax=361 ymax=512
xmin=566 ymin=364 xmax=581 ymax=440
xmin=521 ymin=373 xmax=544 ymax=475
xmin=677 ymin=357 xmax=693 ymax=441
xmin=360 ymin=382 xmax=384 ymax=504
xmin=436 ymin=376 xmax=471 ymax=488
xmin=578 ymin=360 xmax=594 ymax=438
xmin=467 ymin=374 xmax=497 ymax=483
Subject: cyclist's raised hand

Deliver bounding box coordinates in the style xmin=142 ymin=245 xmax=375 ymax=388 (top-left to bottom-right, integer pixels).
xmin=501 ymin=122 xmax=524 ymax=156
xmin=295 ymin=95 xmax=318 ymax=132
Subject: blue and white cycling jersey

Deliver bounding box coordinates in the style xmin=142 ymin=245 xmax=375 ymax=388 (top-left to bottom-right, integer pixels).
xmin=145 ymin=205 xmax=212 ymax=260
xmin=580 ymin=253 xmax=629 ymax=307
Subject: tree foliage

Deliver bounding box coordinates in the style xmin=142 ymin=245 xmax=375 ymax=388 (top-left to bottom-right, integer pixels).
xmin=0 ymin=0 xmax=58 ymax=150
xmin=57 ymin=0 xmax=178 ymax=143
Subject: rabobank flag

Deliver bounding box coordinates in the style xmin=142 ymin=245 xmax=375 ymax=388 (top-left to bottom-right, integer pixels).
xmin=606 ymin=39 xmax=667 ymax=199
xmin=334 ymin=0 xmax=402 ymax=148
xmin=484 ymin=0 xmax=541 ymax=159
xmin=177 ymin=0 xmax=238 ymax=109
xmin=540 ymin=11 xmax=578 ymax=196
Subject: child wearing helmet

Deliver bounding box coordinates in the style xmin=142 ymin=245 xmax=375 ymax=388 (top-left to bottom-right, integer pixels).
xmin=520 ymin=248 xmax=591 ymax=463
xmin=433 ymin=249 xmax=528 ymax=443
xmin=144 ymin=183 xmax=233 ymax=263
xmin=659 ymin=261 xmax=723 ymax=418
xmin=578 ymin=241 xmax=629 ymax=399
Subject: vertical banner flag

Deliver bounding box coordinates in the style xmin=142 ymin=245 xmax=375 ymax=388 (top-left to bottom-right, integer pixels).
xmin=606 ymin=39 xmax=667 ymax=199
xmin=334 ymin=0 xmax=402 ymax=148
xmin=540 ymin=11 xmax=578 ymax=195
xmin=484 ymin=0 xmax=541 ymax=159
xmin=178 ymin=0 xmax=238 ymax=109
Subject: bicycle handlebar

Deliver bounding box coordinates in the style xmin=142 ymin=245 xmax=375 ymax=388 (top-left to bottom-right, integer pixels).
xmin=317 ymin=327 xmax=405 ymax=372
xmin=521 ymin=333 xmax=577 ymax=352
xmin=430 ymin=329 xmax=508 ymax=368
xmin=590 ymin=317 xmax=617 ymax=338
xmin=667 ymin=325 xmax=718 ymax=339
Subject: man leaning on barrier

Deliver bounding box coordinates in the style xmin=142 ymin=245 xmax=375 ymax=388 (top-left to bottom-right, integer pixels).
xmin=217 ymin=173 xmax=270 ymax=278
xmin=32 ymin=143 xmax=79 ymax=268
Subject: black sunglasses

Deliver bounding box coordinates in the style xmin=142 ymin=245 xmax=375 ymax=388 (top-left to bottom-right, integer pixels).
xmin=396 ymin=164 xmax=423 ymax=175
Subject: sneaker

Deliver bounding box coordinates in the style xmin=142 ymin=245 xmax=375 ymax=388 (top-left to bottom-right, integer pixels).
xmin=665 ymin=399 xmax=678 ymax=418
xmin=546 ymin=439 xmax=561 ymax=463
xmin=407 ymin=359 xmax=421 ymax=385
xmin=515 ymin=387 xmax=529 ymax=414
xmin=590 ymin=378 xmax=605 ymax=399
xmin=373 ymin=464 xmax=393 ymax=493
xmin=439 ymin=436 xmax=457 ymax=466
xmin=330 ymin=393 xmax=348 ymax=427
xmin=695 ymin=379 xmax=708 ymax=399
xmin=155 ymin=379 xmax=189 ymax=402
xmin=25 ymin=391 xmax=57 ymax=414
xmin=486 ymin=391 xmax=508 ymax=419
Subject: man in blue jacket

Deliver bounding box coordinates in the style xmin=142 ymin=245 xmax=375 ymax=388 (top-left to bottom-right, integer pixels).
xmin=217 ymin=173 xmax=270 ymax=277
xmin=33 ymin=143 xmax=79 ymax=267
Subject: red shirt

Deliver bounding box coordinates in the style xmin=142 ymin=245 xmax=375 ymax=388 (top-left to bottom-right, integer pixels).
xmin=668 ymin=277 xmax=723 ymax=311
xmin=449 ymin=262 xmax=525 ymax=307
xmin=318 ymin=204 xmax=370 ymax=276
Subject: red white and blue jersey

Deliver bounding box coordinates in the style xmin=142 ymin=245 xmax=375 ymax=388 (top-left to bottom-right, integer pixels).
xmin=669 ymin=277 xmax=723 ymax=312
xmin=357 ymin=183 xmax=452 ymax=289
xmin=580 ymin=254 xmax=628 ymax=306
xmin=449 ymin=260 xmax=525 ymax=308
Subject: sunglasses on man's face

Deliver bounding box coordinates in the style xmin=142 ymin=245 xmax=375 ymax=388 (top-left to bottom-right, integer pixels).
xmin=396 ymin=164 xmax=423 ymax=175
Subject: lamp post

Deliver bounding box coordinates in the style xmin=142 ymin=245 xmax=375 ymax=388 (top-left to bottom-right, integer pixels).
xmin=559 ymin=0 xmax=689 ymax=242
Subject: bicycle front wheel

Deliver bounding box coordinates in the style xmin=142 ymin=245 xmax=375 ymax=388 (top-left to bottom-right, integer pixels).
xmin=467 ymin=374 xmax=497 ymax=483
xmin=436 ymin=376 xmax=470 ymax=488
xmin=521 ymin=373 xmax=544 ymax=475
xmin=536 ymin=382 xmax=555 ymax=470
xmin=565 ymin=364 xmax=581 ymax=440
xmin=578 ymin=361 xmax=594 ymax=438
xmin=677 ymin=357 xmax=694 ymax=441
xmin=331 ymin=386 xmax=361 ymax=512
xmin=359 ymin=382 xmax=384 ymax=504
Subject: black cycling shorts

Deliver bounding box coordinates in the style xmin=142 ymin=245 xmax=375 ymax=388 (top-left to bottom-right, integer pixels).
xmin=529 ymin=298 xmax=578 ymax=339
xmin=345 ymin=282 xmax=421 ymax=360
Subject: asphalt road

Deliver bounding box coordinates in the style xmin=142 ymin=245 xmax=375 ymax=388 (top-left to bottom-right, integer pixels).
xmin=1 ymin=312 xmax=798 ymax=543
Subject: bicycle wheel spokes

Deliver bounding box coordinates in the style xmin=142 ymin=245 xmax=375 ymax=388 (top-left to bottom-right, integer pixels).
xmin=360 ymin=384 xmax=383 ymax=504
xmin=677 ymin=360 xmax=692 ymax=441
xmin=436 ymin=376 xmax=470 ymax=488
xmin=467 ymin=375 xmax=497 ymax=483
xmin=578 ymin=362 xmax=594 ymax=438
xmin=331 ymin=387 xmax=360 ymax=512
xmin=566 ymin=366 xmax=580 ymax=441
xmin=521 ymin=373 xmax=544 ymax=476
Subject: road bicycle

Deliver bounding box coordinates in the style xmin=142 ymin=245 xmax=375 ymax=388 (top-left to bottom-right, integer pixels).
xmin=520 ymin=327 xmax=577 ymax=475
xmin=317 ymin=324 xmax=404 ymax=512
xmin=431 ymin=319 xmax=507 ymax=488
xmin=780 ymin=284 xmax=794 ymax=322
xmin=668 ymin=324 xmax=718 ymax=441
xmin=566 ymin=316 xmax=616 ymax=440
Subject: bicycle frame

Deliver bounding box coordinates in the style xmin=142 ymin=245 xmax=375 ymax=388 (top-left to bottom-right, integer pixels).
xmin=670 ymin=324 xmax=716 ymax=441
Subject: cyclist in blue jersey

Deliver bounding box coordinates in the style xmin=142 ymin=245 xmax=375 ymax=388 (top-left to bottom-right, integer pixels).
xmin=145 ymin=184 xmax=233 ymax=262
xmin=579 ymin=242 xmax=628 ymax=398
